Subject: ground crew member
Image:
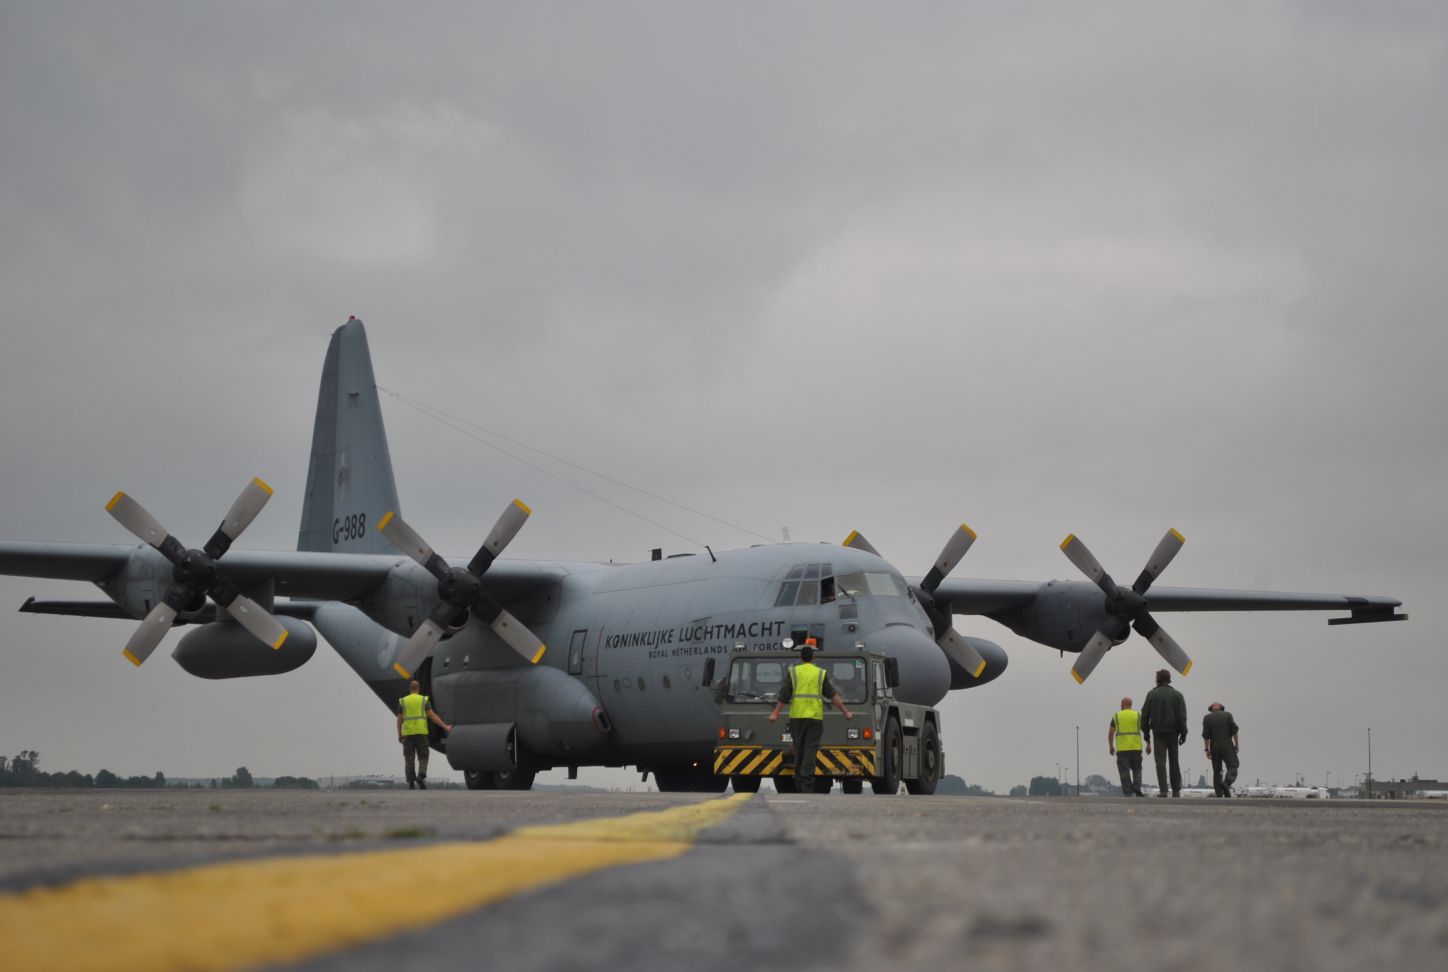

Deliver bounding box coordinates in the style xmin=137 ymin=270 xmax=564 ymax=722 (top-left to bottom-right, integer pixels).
xmin=1108 ymin=696 xmax=1146 ymax=797
xmin=767 ymin=640 xmax=853 ymax=793
xmin=1141 ymin=669 xmax=1188 ymax=797
xmin=1202 ymin=702 xmax=1241 ymax=797
xmin=396 ymin=680 xmax=452 ymax=789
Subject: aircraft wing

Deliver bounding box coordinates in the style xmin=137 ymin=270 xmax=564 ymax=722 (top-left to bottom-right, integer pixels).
xmin=931 ymin=576 xmax=1405 ymax=624
xmin=0 ymin=541 xmax=575 ymax=611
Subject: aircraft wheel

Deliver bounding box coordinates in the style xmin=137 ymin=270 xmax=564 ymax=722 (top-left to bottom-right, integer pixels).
xmin=772 ymin=776 xmax=798 ymax=794
xmin=812 ymin=776 xmax=833 ymax=794
xmin=464 ymin=769 xmax=496 ymax=790
xmin=870 ymin=717 xmax=903 ymax=794
xmin=731 ymin=775 xmax=761 ymax=794
xmin=494 ymin=758 xmax=537 ymax=791
xmin=906 ymin=722 xmax=941 ymax=795
xmin=842 ymin=779 xmax=863 ymax=794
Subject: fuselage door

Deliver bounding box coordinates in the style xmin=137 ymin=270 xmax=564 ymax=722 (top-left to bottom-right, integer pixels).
xmin=567 ymin=628 xmax=588 ymax=676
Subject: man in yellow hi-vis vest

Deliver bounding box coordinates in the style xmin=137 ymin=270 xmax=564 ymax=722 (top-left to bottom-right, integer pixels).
xmin=767 ymin=640 xmax=853 ymax=793
xmin=1108 ymin=696 xmax=1146 ymax=797
xmin=396 ymin=680 xmax=453 ymax=789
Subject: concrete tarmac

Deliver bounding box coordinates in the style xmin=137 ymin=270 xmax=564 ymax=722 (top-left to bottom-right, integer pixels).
xmin=2 ymin=789 xmax=1445 ymax=971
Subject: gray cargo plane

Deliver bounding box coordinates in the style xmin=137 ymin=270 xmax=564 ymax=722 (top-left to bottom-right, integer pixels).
xmin=0 ymin=320 xmax=1407 ymax=791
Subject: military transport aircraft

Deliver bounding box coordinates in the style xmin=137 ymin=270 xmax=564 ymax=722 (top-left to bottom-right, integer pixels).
xmin=0 ymin=320 xmax=1407 ymax=792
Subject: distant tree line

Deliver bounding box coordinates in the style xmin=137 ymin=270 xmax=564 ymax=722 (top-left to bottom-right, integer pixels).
xmin=0 ymin=752 xmax=316 ymax=790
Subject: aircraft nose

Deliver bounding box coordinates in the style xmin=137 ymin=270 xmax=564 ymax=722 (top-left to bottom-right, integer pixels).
xmin=862 ymin=626 xmax=950 ymax=706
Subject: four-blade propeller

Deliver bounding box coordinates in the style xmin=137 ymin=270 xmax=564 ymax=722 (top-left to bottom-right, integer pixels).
xmin=843 ymin=524 xmax=988 ymax=678
xmin=1059 ymin=528 xmax=1191 ymax=684
xmin=106 ymin=479 xmax=289 ymax=667
xmin=378 ymin=499 xmax=547 ymax=679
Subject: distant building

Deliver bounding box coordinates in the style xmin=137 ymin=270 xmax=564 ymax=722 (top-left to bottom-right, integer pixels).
xmin=1365 ymin=776 xmax=1444 ymax=800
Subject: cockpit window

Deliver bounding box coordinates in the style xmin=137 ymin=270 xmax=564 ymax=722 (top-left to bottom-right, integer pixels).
xmin=774 ymin=563 xmax=835 ymax=607
xmin=835 ymin=571 xmax=909 ymax=598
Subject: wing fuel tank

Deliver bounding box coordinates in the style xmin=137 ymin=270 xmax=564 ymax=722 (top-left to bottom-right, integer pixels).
xmin=172 ymin=618 xmax=317 ymax=679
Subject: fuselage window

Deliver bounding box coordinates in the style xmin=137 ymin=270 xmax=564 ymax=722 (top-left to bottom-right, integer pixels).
xmin=836 ymin=571 xmax=908 ymax=598
xmin=774 ymin=562 xmax=838 ymax=608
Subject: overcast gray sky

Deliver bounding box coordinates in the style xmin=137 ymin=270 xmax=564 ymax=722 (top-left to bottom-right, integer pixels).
xmin=1 ymin=2 xmax=1443 ymax=793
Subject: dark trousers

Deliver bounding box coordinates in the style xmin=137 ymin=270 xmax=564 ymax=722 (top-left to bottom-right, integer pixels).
xmin=789 ymin=718 xmax=823 ymax=792
xmin=1210 ymin=746 xmax=1239 ymax=795
xmin=1151 ymin=732 xmax=1182 ymax=795
xmin=1116 ymin=750 xmax=1144 ymax=796
xmin=402 ymin=734 xmax=430 ymax=784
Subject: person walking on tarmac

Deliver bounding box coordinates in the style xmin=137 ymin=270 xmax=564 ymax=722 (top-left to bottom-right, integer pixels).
xmin=1141 ymin=669 xmax=1188 ymax=797
xmin=767 ymin=639 xmax=854 ymax=793
xmin=1108 ymin=696 xmax=1146 ymax=797
xmin=1202 ymin=702 xmax=1241 ymax=797
xmin=397 ymin=680 xmax=452 ymax=790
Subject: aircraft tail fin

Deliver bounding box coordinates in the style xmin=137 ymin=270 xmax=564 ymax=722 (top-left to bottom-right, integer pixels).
xmin=297 ymin=318 xmax=402 ymax=554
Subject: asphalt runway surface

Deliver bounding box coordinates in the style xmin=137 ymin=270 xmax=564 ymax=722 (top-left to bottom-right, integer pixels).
xmin=2 ymin=789 xmax=1445 ymax=971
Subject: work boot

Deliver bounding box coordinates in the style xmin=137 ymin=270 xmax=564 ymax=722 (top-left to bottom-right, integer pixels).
xmin=1134 ymin=788 xmax=1146 ymax=797
xmin=1172 ymin=791 xmax=1181 ymax=798
xmin=418 ymin=779 xmax=427 ymax=790
xmin=408 ymin=781 xmax=415 ymax=790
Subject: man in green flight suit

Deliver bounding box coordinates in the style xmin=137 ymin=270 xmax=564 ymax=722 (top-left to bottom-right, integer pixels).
xmin=1201 ymin=702 xmax=1240 ymax=797
xmin=396 ymin=680 xmax=453 ymax=790
xmin=767 ymin=640 xmax=854 ymax=793
xmin=1140 ymin=668 xmax=1188 ymax=797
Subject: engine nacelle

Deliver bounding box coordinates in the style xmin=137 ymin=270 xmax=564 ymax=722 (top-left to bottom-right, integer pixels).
xmin=172 ymin=618 xmax=317 ymax=679
xmin=989 ymin=580 xmax=1113 ymax=653
xmin=949 ymin=637 xmax=1009 ymax=689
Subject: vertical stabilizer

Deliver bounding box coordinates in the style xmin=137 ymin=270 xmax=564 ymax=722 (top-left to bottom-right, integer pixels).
xmin=297 ymin=318 xmax=401 ymax=553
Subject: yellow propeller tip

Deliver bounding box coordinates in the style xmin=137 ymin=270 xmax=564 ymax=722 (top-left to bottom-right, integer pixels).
xmin=960 ymin=523 xmax=977 ymax=540
xmin=378 ymin=511 xmax=395 ymax=530
xmin=1060 ymin=534 xmax=1077 ymax=551
xmin=530 ymin=644 xmax=547 ymax=665
xmin=1070 ymin=669 xmax=1085 ymax=685
xmin=105 ymin=492 xmax=127 ymax=512
xmin=253 ymin=477 xmax=274 ymax=496
xmin=393 ymin=662 xmax=410 ymax=679
xmin=1181 ymin=661 xmax=1193 ymax=676
xmin=271 ymin=630 xmax=288 ymax=650
xmin=971 ymin=660 xmax=986 ymax=678
xmin=1170 ymin=528 xmax=1185 ymax=543
xmin=842 ymin=530 xmax=859 ymax=546
xmin=512 ymin=498 xmax=533 ymax=515
xmin=122 ymin=649 xmax=142 ymax=667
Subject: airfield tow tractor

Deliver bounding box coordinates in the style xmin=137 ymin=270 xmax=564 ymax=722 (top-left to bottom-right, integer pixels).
xmin=712 ymin=649 xmax=943 ymax=795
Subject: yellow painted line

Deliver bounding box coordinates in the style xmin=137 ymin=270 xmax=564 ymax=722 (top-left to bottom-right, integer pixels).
xmin=0 ymin=794 xmax=751 ymax=972
xmin=121 ymin=649 xmax=141 ymax=667
xmin=253 ymin=477 xmax=273 ymax=496
xmin=377 ymin=510 xmax=395 ymax=531
xmin=105 ymin=491 xmax=126 ymax=512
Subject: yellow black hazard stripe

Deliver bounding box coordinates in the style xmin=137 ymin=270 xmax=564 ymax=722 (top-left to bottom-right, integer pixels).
xmin=713 ymin=746 xmax=877 ymax=777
